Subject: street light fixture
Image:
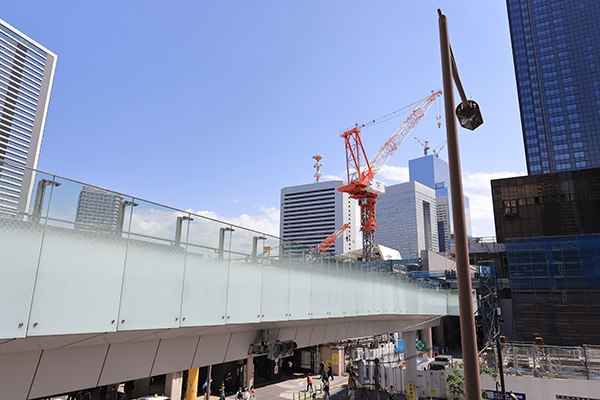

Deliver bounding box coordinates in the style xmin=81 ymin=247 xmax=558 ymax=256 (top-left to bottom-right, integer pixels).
xmin=175 ymin=215 xmax=194 ymax=247
xmin=252 ymin=235 xmax=267 ymax=262
xmin=438 ymin=8 xmax=485 ymax=400
xmin=218 ymin=227 xmax=235 ymax=260
xmin=116 ymin=200 xmax=139 ymax=236
xmin=31 ymin=179 xmax=61 ymax=224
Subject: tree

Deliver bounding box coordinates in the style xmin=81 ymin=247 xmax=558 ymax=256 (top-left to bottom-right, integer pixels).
xmin=446 ymin=362 xmax=499 ymax=400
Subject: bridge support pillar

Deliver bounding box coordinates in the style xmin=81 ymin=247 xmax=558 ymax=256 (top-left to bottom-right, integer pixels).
xmin=132 ymin=377 xmax=150 ymax=399
xmin=187 ymin=368 xmax=199 ymax=400
xmin=246 ymin=356 xmax=254 ymax=389
xmin=166 ymin=371 xmax=184 ymax=400
xmin=405 ymin=330 xmax=417 ymax=389
xmin=420 ymin=327 xmax=433 ymax=358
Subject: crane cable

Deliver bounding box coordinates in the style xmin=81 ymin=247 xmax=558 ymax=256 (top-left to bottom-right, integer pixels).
xmin=344 ymin=93 xmax=437 ymax=133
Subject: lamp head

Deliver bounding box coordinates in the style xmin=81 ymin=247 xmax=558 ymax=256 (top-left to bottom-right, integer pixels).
xmin=455 ymin=100 xmax=483 ymax=130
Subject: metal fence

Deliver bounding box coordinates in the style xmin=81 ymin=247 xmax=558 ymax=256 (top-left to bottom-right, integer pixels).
xmin=500 ymin=343 xmax=600 ymax=379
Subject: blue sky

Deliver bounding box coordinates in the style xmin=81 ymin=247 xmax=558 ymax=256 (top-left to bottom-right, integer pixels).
xmin=4 ymin=1 xmax=526 ymax=238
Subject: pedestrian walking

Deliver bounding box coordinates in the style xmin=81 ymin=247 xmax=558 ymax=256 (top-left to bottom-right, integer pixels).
xmin=348 ymin=374 xmax=355 ymax=390
xmin=307 ymin=373 xmax=314 ymax=393
xmin=348 ymin=389 xmax=356 ymax=400
xmin=323 ymin=385 xmax=330 ymax=400
xmin=220 ymin=382 xmax=226 ymax=400
xmin=359 ymin=386 xmax=368 ymax=400
xmin=323 ymin=378 xmax=330 ymax=394
xmin=250 ymin=386 xmax=256 ymax=400
xmin=509 ymin=391 xmax=518 ymax=400
xmin=319 ymin=361 xmax=325 ymax=376
xmin=236 ymin=387 xmax=244 ymax=400
xmin=327 ymin=365 xmax=333 ymax=381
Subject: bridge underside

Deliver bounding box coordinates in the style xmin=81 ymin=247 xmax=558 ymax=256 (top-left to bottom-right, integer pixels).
xmin=1 ymin=315 xmax=441 ymax=400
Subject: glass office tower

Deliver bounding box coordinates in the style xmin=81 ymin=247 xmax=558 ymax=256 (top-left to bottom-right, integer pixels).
xmin=0 ymin=18 xmax=57 ymax=216
xmin=507 ymin=0 xmax=600 ymax=174
xmin=409 ymin=155 xmax=472 ymax=251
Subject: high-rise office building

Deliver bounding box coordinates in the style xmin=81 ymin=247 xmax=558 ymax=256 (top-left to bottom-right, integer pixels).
xmin=507 ymin=0 xmax=600 ymax=174
xmin=375 ymin=181 xmax=438 ymax=256
xmin=280 ymin=180 xmax=356 ymax=255
xmin=75 ymin=186 xmax=124 ymax=233
xmin=409 ymin=154 xmax=472 ymax=252
xmin=0 ymin=18 xmax=57 ymax=216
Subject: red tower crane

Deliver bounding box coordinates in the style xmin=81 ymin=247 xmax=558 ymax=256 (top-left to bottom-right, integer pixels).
xmin=306 ymin=223 xmax=351 ymax=262
xmin=414 ymin=136 xmax=431 ymax=156
xmin=432 ymin=141 xmax=446 ymax=158
xmin=338 ymin=90 xmax=442 ymax=261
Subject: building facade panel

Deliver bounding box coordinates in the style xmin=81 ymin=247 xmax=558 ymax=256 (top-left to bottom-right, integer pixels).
xmin=507 ymin=0 xmax=600 ymax=174
xmin=375 ymin=181 xmax=438 ymax=257
xmin=280 ymin=181 xmax=356 ymax=255
xmin=491 ymin=168 xmax=600 ymax=242
xmin=506 ymin=234 xmax=600 ymax=345
xmin=0 ymin=18 xmax=57 ymax=216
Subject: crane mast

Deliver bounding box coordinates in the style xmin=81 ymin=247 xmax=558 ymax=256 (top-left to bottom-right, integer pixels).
xmin=338 ymin=90 xmax=442 ymax=261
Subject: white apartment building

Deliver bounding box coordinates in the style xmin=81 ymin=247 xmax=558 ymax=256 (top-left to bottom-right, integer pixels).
xmin=0 ymin=18 xmax=57 ymax=216
xmin=280 ymin=180 xmax=356 ymax=255
xmin=374 ymin=181 xmax=438 ymax=256
xmin=75 ymin=186 xmax=124 ymax=233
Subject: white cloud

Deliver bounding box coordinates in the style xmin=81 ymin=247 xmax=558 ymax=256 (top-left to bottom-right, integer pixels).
xmin=377 ymin=165 xmax=409 ymax=182
xmin=322 ymin=174 xmax=344 ymax=181
xmin=462 ymin=170 xmax=525 ymax=237
xmin=193 ymin=205 xmax=280 ymax=237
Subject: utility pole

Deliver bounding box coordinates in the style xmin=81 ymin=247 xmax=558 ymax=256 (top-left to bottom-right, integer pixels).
xmin=205 ymin=365 xmax=212 ymax=400
xmin=493 ymin=287 xmax=506 ymax=400
xmin=438 ymin=9 xmax=483 ymax=400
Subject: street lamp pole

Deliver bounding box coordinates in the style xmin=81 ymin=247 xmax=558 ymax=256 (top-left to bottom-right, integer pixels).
xmin=438 ymin=9 xmax=482 ymax=400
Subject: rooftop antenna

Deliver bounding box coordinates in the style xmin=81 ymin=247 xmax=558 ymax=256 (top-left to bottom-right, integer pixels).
xmin=313 ymin=155 xmax=323 ymax=182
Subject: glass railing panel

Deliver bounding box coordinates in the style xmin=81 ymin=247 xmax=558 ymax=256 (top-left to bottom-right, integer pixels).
xmin=28 ymin=176 xmax=127 ymax=335
xmin=310 ymin=261 xmax=329 ymax=319
xmin=391 ymin=275 xmax=404 ymax=314
xmin=288 ymin=258 xmax=311 ymax=320
xmin=118 ymin=199 xmax=186 ymax=330
xmin=327 ymin=257 xmax=344 ymax=318
xmin=260 ymin=262 xmax=289 ymax=322
xmin=380 ymin=270 xmax=394 ymax=314
xmin=355 ymin=263 xmax=368 ymax=315
xmin=447 ymin=290 xmax=459 ymax=315
xmin=225 ymin=227 xmax=262 ymax=324
xmin=0 ymin=168 xmax=52 ymax=338
xmin=365 ymin=266 xmax=381 ymax=314
xmin=343 ymin=262 xmax=358 ymax=317
xmin=180 ymin=217 xmax=230 ymax=326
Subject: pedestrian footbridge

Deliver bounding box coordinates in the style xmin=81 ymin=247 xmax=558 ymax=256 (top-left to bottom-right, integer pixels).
xmin=0 ymin=163 xmax=460 ymax=399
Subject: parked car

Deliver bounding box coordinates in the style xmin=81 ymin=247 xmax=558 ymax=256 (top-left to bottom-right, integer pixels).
xmin=434 ymin=355 xmax=453 ymax=364
xmin=427 ymin=361 xmax=451 ymax=371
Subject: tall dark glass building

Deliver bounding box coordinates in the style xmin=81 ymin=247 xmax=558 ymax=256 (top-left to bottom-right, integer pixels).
xmin=507 ymin=0 xmax=600 ymax=174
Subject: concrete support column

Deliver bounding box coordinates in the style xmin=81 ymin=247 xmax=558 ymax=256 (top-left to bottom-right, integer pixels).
xmin=187 ymin=368 xmax=199 ymax=400
xmin=332 ymin=348 xmax=344 ymax=376
xmin=432 ymin=322 xmax=445 ymax=354
xmin=405 ymin=330 xmax=417 ymax=389
xmin=246 ymin=356 xmax=254 ymax=389
xmin=132 ymin=378 xmax=150 ymax=399
xmin=420 ymin=327 xmax=433 ymax=359
xmin=166 ymin=371 xmax=183 ymax=400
